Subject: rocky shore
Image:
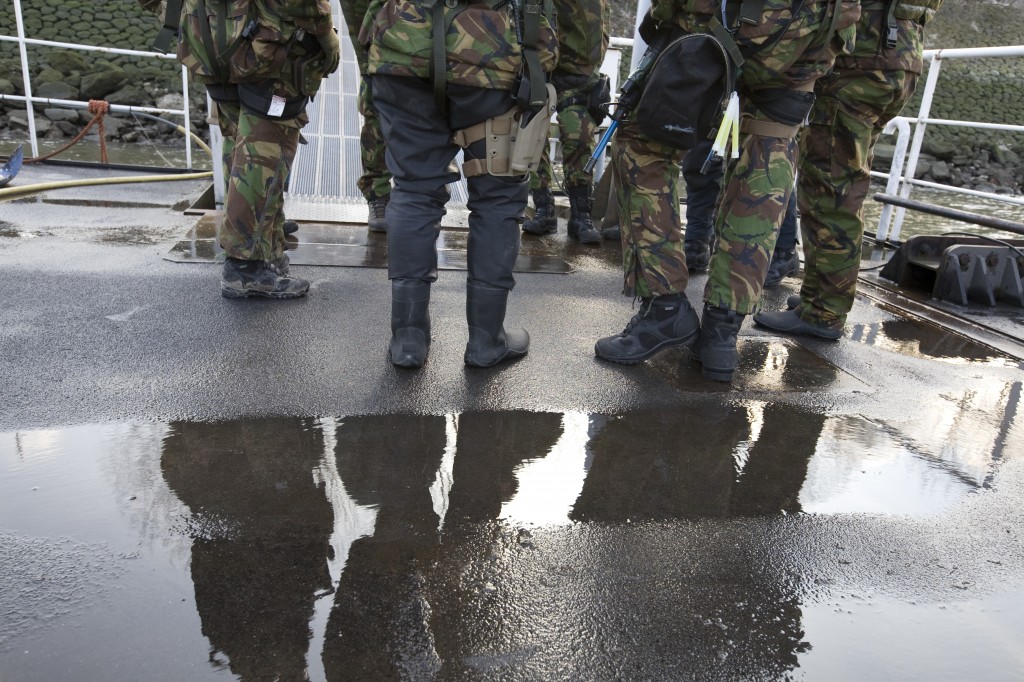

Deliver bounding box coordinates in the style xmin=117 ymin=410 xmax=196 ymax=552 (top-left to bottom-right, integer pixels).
xmin=2 ymin=0 xmax=1023 ymax=193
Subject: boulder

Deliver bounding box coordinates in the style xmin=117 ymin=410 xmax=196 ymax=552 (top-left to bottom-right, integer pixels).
xmin=105 ymin=86 xmax=151 ymax=106
xmin=80 ymin=69 xmax=127 ymax=100
xmin=43 ymin=107 xmax=80 ymax=123
xmin=35 ymin=81 xmax=80 ymax=101
xmin=156 ymin=93 xmax=185 ymax=111
xmin=47 ymin=50 xmax=89 ymax=75
xmin=34 ymin=68 xmax=65 ymax=86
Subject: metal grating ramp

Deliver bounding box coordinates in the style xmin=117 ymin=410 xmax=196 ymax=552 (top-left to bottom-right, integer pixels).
xmin=285 ymin=1 xmax=469 ymax=226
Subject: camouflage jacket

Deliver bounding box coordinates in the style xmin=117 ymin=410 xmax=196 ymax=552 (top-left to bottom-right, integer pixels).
xmin=837 ymin=0 xmax=943 ymax=74
xmin=362 ymin=0 xmax=558 ymax=91
xmin=137 ymin=0 xmax=333 ymax=83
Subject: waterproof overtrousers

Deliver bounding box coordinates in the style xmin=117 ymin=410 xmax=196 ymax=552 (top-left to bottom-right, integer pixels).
xmin=389 ymin=279 xmax=431 ymax=368
xmin=464 ymin=280 xmax=529 ymax=368
xmin=523 ymin=188 xmax=557 ymax=235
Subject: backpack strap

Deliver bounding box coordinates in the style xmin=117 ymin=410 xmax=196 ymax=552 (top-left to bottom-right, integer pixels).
xmin=152 ymin=0 xmax=185 ymax=53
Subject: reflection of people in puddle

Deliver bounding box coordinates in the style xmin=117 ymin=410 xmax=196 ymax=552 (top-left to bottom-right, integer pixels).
xmin=570 ymin=405 xmax=826 ymax=676
xmin=321 ymin=411 xmax=564 ymax=680
xmin=161 ymin=419 xmax=334 ymax=681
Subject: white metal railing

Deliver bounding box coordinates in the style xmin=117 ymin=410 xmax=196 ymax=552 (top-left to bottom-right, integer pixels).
xmin=0 ymin=0 xmax=195 ymax=168
xmin=874 ymin=45 xmax=1024 ymax=242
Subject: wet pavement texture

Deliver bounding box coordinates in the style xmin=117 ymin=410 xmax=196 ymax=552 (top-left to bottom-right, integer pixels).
xmin=2 ymin=166 xmax=1024 ymax=681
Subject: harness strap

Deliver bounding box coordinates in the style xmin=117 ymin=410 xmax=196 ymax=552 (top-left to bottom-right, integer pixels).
xmin=884 ymin=0 xmax=899 ymax=48
xmin=708 ymin=16 xmax=745 ymax=69
xmin=519 ymin=0 xmax=547 ymax=111
xmin=152 ymin=0 xmax=185 ymax=53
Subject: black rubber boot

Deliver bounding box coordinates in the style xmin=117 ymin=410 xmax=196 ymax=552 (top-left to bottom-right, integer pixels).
xmin=464 ymin=280 xmax=529 ymax=368
xmin=522 ymin=188 xmax=557 ymax=235
xmin=221 ymin=257 xmax=309 ymax=299
xmin=389 ymin=279 xmax=431 ymax=368
xmin=566 ymin=185 xmax=601 ymax=244
xmin=763 ymin=249 xmax=800 ymax=287
xmin=594 ymin=293 xmax=700 ymax=364
xmin=693 ymin=305 xmax=745 ymax=382
xmin=368 ymin=196 xmax=389 ymax=233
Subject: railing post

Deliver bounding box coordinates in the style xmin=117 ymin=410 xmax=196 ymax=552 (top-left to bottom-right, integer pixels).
xmin=13 ymin=0 xmax=39 ymax=158
xmin=631 ymin=0 xmax=652 ymax=70
xmin=891 ymin=52 xmax=944 ymax=242
xmin=876 ymin=116 xmax=912 ymax=242
xmin=182 ymin=64 xmax=193 ymax=170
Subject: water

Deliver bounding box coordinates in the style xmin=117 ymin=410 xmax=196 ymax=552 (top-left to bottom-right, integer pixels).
xmin=1 ymin=402 xmax=1022 ymax=681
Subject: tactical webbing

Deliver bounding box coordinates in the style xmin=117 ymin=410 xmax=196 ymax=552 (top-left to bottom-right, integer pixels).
xmin=884 ymin=0 xmax=899 ymax=48
xmin=519 ymin=0 xmax=547 ymax=111
xmin=428 ymin=0 xmax=548 ymax=115
xmin=152 ymin=0 xmax=184 ymax=53
xmin=708 ymin=17 xmax=745 ymax=69
xmin=196 ymin=0 xmax=225 ymax=81
xmin=740 ymin=115 xmax=800 ymax=139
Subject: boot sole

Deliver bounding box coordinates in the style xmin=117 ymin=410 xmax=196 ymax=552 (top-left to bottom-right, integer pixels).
xmin=594 ymin=332 xmax=698 ymax=365
xmin=464 ymin=347 xmax=527 ymax=368
xmin=221 ymin=285 xmax=308 ymax=299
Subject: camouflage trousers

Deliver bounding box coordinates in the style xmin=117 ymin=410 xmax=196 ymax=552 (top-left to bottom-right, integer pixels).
xmin=216 ymin=98 xmax=303 ymax=262
xmin=530 ymin=102 xmax=602 ymax=191
xmin=529 ymin=0 xmax=607 ymax=192
xmin=796 ymin=66 xmax=919 ymax=328
xmin=616 ymin=0 xmax=859 ymax=306
xmin=340 ymin=0 xmax=392 ymax=200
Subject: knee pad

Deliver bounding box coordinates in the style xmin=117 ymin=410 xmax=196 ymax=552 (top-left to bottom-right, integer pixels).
xmin=742 ymin=87 xmax=816 ymax=138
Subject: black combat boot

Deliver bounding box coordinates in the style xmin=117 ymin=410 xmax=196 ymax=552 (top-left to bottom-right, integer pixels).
xmin=464 ymin=280 xmax=529 ymax=368
xmin=283 ymin=219 xmax=299 ymax=235
xmin=389 ymin=278 xmax=431 ymax=368
xmin=693 ymin=304 xmax=745 ymax=382
xmin=684 ymin=237 xmax=712 ymax=273
xmin=221 ymin=257 xmax=309 ymax=299
xmin=522 ymin=188 xmax=557 ymax=235
xmin=368 ymin=196 xmax=389 ymax=233
xmin=763 ymin=249 xmax=800 ymax=287
xmin=594 ymin=293 xmax=700 ymax=364
xmin=601 ymin=224 xmax=621 ymax=240
xmin=566 ymin=185 xmax=601 ymax=244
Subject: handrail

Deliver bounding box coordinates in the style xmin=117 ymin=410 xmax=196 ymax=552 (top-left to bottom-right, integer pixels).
xmin=1 ymin=0 xmax=195 ymax=169
xmin=875 ymin=44 xmax=1024 ymax=242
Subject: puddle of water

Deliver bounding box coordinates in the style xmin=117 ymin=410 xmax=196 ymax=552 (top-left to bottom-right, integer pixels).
xmin=798 ymin=589 xmax=1024 ymax=680
xmin=1 ymin=404 xmax=1020 ymax=680
xmin=10 ymin=197 xmax=170 ymax=210
xmin=849 ymin=318 xmax=1013 ymax=364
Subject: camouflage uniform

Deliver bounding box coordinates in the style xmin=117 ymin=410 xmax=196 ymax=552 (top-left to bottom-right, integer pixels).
xmin=363 ymin=0 xmax=557 ymax=367
xmin=529 ymin=0 xmax=608 ymax=193
xmin=340 ymin=0 xmax=392 ymax=204
xmin=615 ymin=0 xmax=860 ymax=309
xmin=596 ymin=0 xmax=859 ymax=376
xmin=141 ymin=0 xmax=335 ymax=268
xmin=793 ymin=0 xmax=942 ymax=331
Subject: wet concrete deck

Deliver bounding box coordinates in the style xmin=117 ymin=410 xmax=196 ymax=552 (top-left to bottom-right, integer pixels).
xmin=2 ymin=165 xmax=1024 ymax=681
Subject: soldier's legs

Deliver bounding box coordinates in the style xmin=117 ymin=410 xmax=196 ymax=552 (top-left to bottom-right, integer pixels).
xmin=220 ymin=105 xmax=300 ymax=262
xmin=613 ymin=123 xmax=689 ymax=298
xmin=594 ymin=123 xmax=699 ymax=365
xmin=798 ymin=68 xmax=917 ymax=328
xmin=681 ymin=136 xmax=723 ymax=272
xmin=704 ymin=130 xmax=797 ymax=313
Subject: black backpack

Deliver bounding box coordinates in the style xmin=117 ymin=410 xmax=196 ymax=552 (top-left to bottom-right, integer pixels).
xmin=634 ymin=32 xmax=736 ymax=150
